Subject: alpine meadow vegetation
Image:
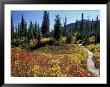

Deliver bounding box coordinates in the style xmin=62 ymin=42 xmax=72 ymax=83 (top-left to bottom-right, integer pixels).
xmin=11 ymin=11 xmax=100 ymax=77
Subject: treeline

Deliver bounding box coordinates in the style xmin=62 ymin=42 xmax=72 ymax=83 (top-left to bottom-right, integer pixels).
xmin=11 ymin=11 xmax=100 ymax=49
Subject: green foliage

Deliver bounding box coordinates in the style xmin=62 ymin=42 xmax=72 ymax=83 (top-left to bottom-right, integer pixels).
xmin=41 ymin=11 xmax=50 ymax=37
xmin=11 ymin=15 xmax=14 ymax=38
xmin=28 ymin=21 xmax=34 ymax=40
xmin=81 ymin=35 xmax=89 ymax=45
xmin=53 ymin=15 xmax=62 ymax=41
xmin=11 ymin=38 xmax=21 ymax=47
xmin=37 ymin=25 xmax=42 ymax=43
xmin=63 ymin=17 xmax=67 ymax=36
xmin=89 ymin=36 xmax=95 ymax=44
xmin=80 ymin=13 xmax=84 ymax=35
xmin=75 ymin=20 xmax=78 ymax=33
xmin=66 ymin=32 xmax=73 ymax=43
xmin=94 ymin=16 xmax=100 ymax=43
xmin=29 ymin=39 xmax=38 ymax=49
xmin=19 ymin=14 xmax=27 ymax=37
xmin=87 ymin=43 xmax=100 ymax=69
xmin=33 ymin=22 xmax=38 ymax=38
xmin=74 ymin=32 xmax=82 ymax=43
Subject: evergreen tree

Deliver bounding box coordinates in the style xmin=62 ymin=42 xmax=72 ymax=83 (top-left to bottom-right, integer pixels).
xmin=41 ymin=11 xmax=50 ymax=37
xmin=83 ymin=20 xmax=90 ymax=45
xmin=90 ymin=18 xmax=94 ymax=34
xmin=34 ymin=22 xmax=38 ymax=39
xmin=18 ymin=14 xmax=27 ymax=39
xmin=15 ymin=26 xmax=18 ymax=37
xmin=28 ymin=21 xmax=34 ymax=40
xmin=85 ymin=17 xmax=90 ymax=36
xmin=95 ymin=15 xmax=100 ymax=43
xmin=37 ymin=24 xmax=42 ymax=43
xmin=63 ymin=17 xmax=67 ymax=36
xmin=74 ymin=19 xmax=78 ymax=33
xmin=18 ymin=23 xmax=20 ymax=37
xmin=11 ymin=15 xmax=14 ymax=38
xmin=80 ymin=13 xmax=84 ymax=35
xmin=53 ymin=15 xmax=62 ymax=41
xmin=20 ymin=14 xmax=25 ymax=36
xmin=24 ymin=21 xmax=27 ymax=36
xmin=66 ymin=30 xmax=73 ymax=43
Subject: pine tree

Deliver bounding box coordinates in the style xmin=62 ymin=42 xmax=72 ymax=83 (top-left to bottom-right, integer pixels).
xmin=63 ymin=17 xmax=67 ymax=36
xmin=95 ymin=15 xmax=100 ymax=43
xmin=66 ymin=30 xmax=73 ymax=43
xmin=53 ymin=15 xmax=62 ymax=41
xmin=84 ymin=20 xmax=90 ymax=45
xmin=37 ymin=24 xmax=42 ymax=43
xmin=34 ymin=22 xmax=38 ymax=39
xmin=28 ymin=21 xmax=34 ymax=40
xmin=41 ymin=11 xmax=50 ymax=37
xmin=90 ymin=18 xmax=94 ymax=34
xmin=74 ymin=19 xmax=78 ymax=33
xmin=18 ymin=23 xmax=20 ymax=38
xmin=80 ymin=13 xmax=84 ymax=35
xmin=18 ymin=14 xmax=27 ymax=39
xmin=24 ymin=21 xmax=27 ymax=36
xmin=20 ymin=14 xmax=24 ymax=36
xmin=15 ymin=26 xmax=18 ymax=37
xmin=86 ymin=17 xmax=90 ymax=36
xmin=11 ymin=15 xmax=14 ymax=38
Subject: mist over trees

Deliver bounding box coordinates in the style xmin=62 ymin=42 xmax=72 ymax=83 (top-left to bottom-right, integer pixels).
xmin=11 ymin=11 xmax=100 ymax=50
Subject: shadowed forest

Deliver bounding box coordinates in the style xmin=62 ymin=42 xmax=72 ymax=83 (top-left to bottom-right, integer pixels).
xmin=11 ymin=11 xmax=100 ymax=77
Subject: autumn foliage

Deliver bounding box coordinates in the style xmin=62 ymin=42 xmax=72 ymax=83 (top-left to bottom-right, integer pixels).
xmin=11 ymin=43 xmax=95 ymax=77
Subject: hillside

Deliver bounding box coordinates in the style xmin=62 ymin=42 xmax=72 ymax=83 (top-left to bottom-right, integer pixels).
xmin=66 ymin=19 xmax=100 ymax=32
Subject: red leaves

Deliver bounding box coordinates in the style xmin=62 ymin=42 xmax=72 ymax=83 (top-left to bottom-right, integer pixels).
xmin=11 ymin=47 xmax=95 ymax=77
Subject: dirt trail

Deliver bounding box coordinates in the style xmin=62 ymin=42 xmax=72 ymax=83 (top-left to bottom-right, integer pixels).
xmin=79 ymin=44 xmax=100 ymax=77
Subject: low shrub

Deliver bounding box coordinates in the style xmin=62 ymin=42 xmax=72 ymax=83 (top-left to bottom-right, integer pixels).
xmin=66 ymin=33 xmax=73 ymax=43
xmin=11 ymin=38 xmax=21 ymax=47
xmin=28 ymin=39 xmax=38 ymax=49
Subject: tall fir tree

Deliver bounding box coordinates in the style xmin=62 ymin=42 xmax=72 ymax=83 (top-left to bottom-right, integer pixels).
xmin=18 ymin=23 xmax=20 ymax=37
xmin=95 ymin=15 xmax=100 ymax=43
xmin=80 ymin=13 xmax=84 ymax=35
xmin=24 ymin=21 xmax=27 ymax=36
xmin=41 ymin=11 xmax=50 ymax=37
xmin=15 ymin=26 xmax=18 ymax=37
xmin=20 ymin=14 xmax=24 ymax=36
xmin=63 ymin=17 xmax=67 ymax=36
xmin=53 ymin=15 xmax=61 ymax=41
xmin=19 ymin=14 xmax=27 ymax=39
xmin=34 ymin=22 xmax=38 ymax=39
xmin=86 ymin=17 xmax=91 ymax=36
xmin=11 ymin=15 xmax=14 ymax=38
xmin=37 ymin=24 xmax=42 ymax=43
xmin=28 ymin=21 xmax=34 ymax=40
xmin=90 ymin=18 xmax=94 ymax=34
xmin=74 ymin=19 xmax=78 ymax=33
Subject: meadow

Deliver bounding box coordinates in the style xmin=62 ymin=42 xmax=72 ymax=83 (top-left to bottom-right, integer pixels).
xmin=11 ymin=37 xmax=97 ymax=77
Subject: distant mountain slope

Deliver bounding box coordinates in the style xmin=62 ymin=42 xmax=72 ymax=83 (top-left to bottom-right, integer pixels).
xmin=66 ymin=19 xmax=100 ymax=30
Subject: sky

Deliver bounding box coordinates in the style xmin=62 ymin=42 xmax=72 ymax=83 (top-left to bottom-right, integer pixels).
xmin=11 ymin=10 xmax=100 ymax=30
